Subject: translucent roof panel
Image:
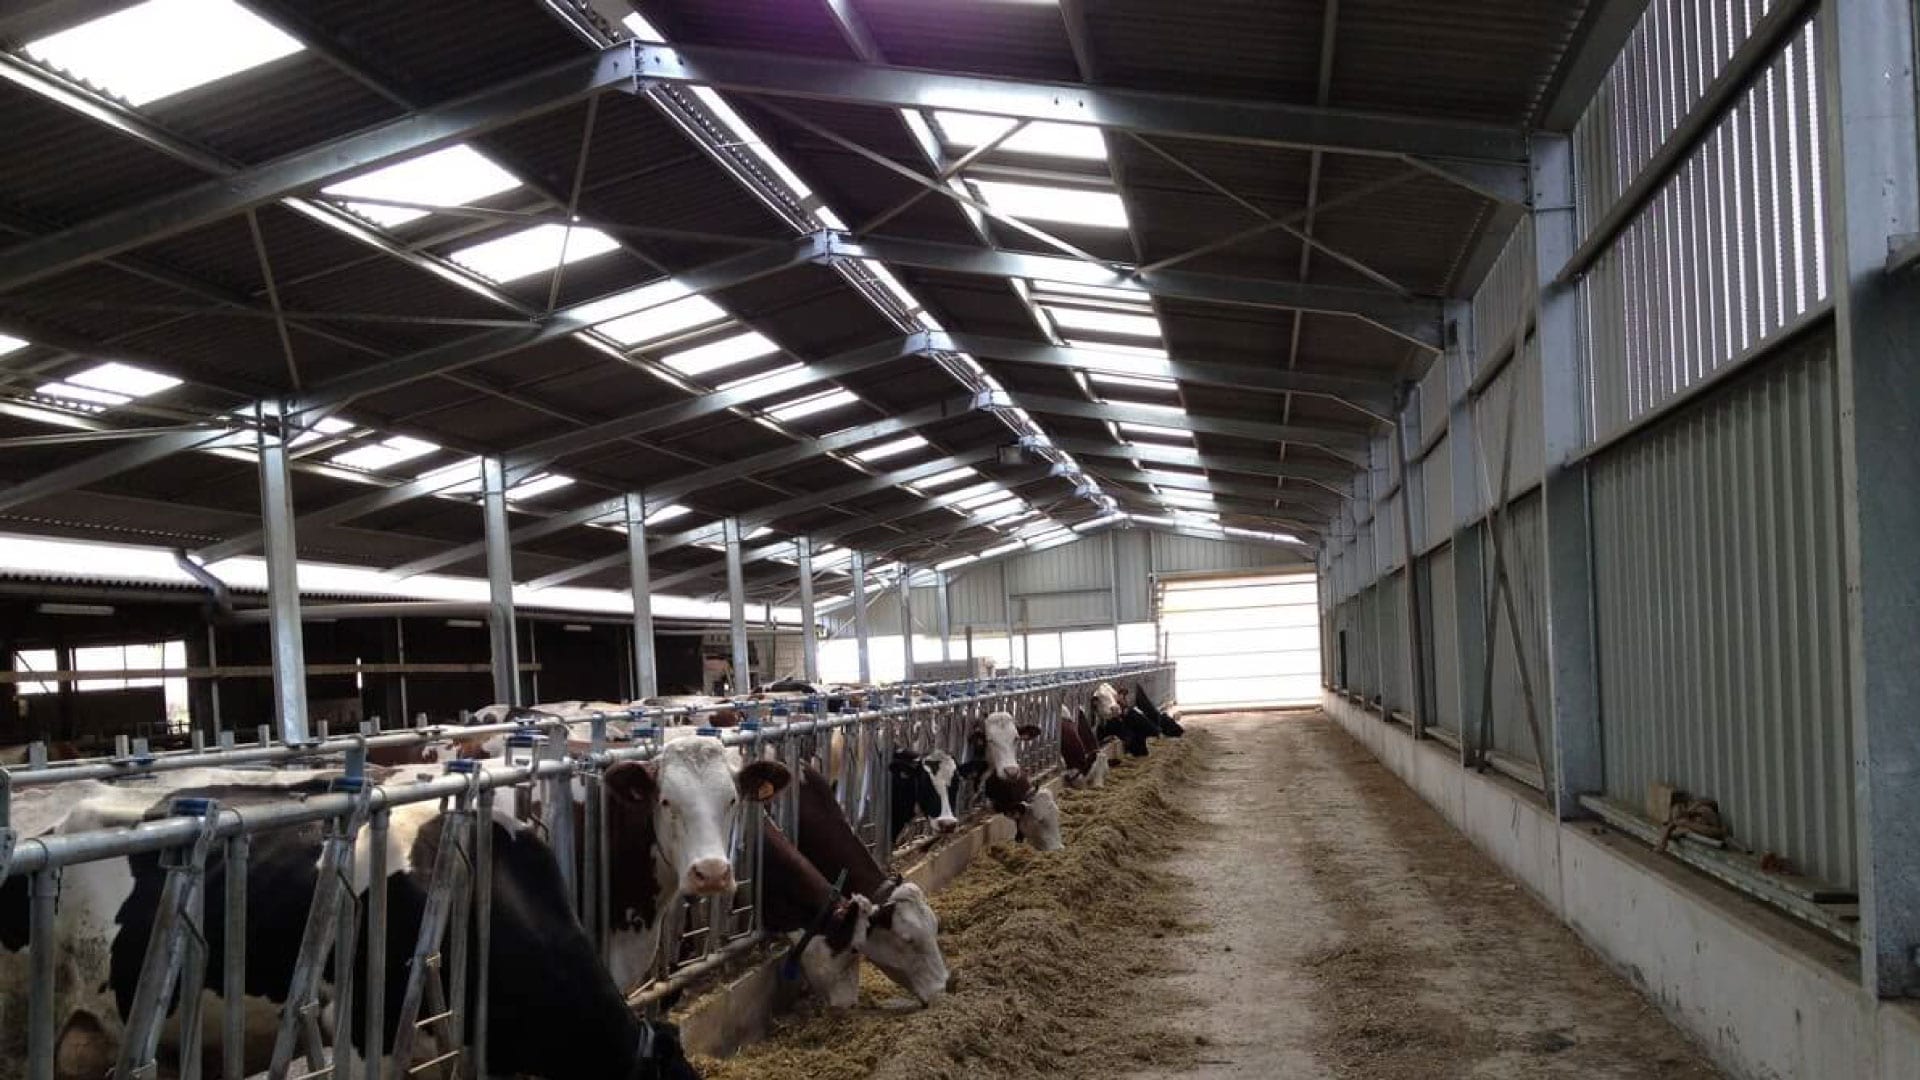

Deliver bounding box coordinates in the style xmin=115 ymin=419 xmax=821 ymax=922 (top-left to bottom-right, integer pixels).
xmin=1045 ymin=306 xmax=1162 ymax=339
xmin=932 ymin=111 xmax=1108 ymax=161
xmin=322 ymin=145 xmax=522 ymax=229
xmin=1087 ymin=370 xmax=1177 ymax=392
xmin=506 ymin=474 xmax=574 ymax=502
xmin=768 ymin=388 xmax=860 ymax=422
xmin=598 ymin=294 xmax=728 ymax=348
xmin=1063 ymin=339 xmax=1169 ymax=360
xmin=24 ymin=0 xmax=304 ymax=106
xmin=0 ymin=334 xmax=27 ymax=358
xmin=34 ymin=382 xmax=128 ymax=410
xmin=290 ymin=416 xmax=355 ymax=448
xmin=969 ymin=180 xmax=1128 ymax=229
xmin=851 ymin=435 xmax=929 ymax=463
xmin=448 ymin=225 xmax=620 ymax=283
xmin=331 ymin=436 xmax=439 ymax=473
xmin=645 ymin=503 xmax=693 ymax=526
xmin=913 ymin=466 xmax=979 ymax=490
xmin=67 ymin=362 xmax=181 ymax=398
xmin=661 ymin=331 xmax=781 ymax=378
xmin=1117 ymin=420 xmax=1193 ymax=445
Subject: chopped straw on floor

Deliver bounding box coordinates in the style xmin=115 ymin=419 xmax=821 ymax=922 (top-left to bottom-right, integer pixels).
xmin=690 ymin=732 xmax=1214 ymax=1080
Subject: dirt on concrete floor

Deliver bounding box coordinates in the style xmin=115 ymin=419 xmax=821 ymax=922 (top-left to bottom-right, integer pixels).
xmin=1128 ymin=710 xmax=1722 ymax=1080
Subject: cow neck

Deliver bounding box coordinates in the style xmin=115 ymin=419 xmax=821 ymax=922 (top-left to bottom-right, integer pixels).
xmin=796 ymin=767 xmax=886 ymax=898
xmin=756 ymin=816 xmax=841 ymax=942
xmin=599 ymin=780 xmax=662 ymax=932
xmin=982 ymin=771 xmax=1032 ymax=817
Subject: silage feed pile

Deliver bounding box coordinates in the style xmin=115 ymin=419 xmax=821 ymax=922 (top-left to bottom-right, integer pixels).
xmin=692 ymin=732 xmax=1214 ymax=1080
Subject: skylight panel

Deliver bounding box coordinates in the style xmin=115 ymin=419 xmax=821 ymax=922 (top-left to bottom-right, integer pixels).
xmin=970 ymin=495 xmax=1028 ymax=522
xmin=290 ymin=416 xmax=355 ymax=448
xmin=852 ymin=435 xmax=929 ymax=463
xmin=322 ymin=145 xmax=521 ymax=228
xmin=1032 ymin=281 xmax=1145 ymax=304
xmin=331 ymin=436 xmax=438 ymax=473
xmin=24 ymin=0 xmax=303 ymax=107
xmin=955 ymin=486 xmax=1013 ymax=510
xmin=1142 ymin=466 xmax=1208 ymax=485
xmin=507 ymin=474 xmax=574 ymax=502
xmin=1045 ymin=306 xmax=1162 ymax=339
xmin=1108 ymin=399 xmax=1185 ymax=416
xmin=931 ymin=111 xmax=1108 ymax=161
xmin=969 ymin=180 xmax=1128 ymax=229
xmin=1160 ymin=489 xmax=1218 ymax=508
xmin=597 ymin=294 xmax=727 ymax=348
xmin=661 ymin=331 xmax=781 ymax=378
xmin=1117 ymin=421 xmax=1193 ymax=445
xmin=690 ymin=87 xmax=816 ymax=201
xmin=1063 ymin=339 xmax=1169 ymax=360
xmin=943 ymin=480 xmax=1003 ymax=505
xmin=1087 ymin=371 xmax=1177 ymax=392
xmin=69 ymin=362 xmax=181 ymax=398
xmin=448 ymin=225 xmax=619 ymax=283
xmin=768 ymin=388 xmax=860 ymax=422
xmin=35 ymin=381 xmax=128 ymax=410
xmin=620 ymin=11 xmax=667 ymax=41
xmin=418 ymin=457 xmax=483 ymax=496
xmin=913 ymin=466 xmax=979 ymax=490
xmin=0 ymin=334 xmax=27 ymax=357
xmin=645 ymin=503 xmax=693 ymax=526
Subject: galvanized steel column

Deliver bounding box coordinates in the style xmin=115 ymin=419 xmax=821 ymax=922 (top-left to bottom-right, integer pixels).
xmin=1820 ymin=0 xmax=1920 ymax=999
xmin=795 ymin=537 xmax=819 ymax=683
xmin=1445 ymin=301 xmax=1488 ymax=768
xmin=256 ymin=402 xmax=309 ymax=743
xmin=898 ymin=564 xmax=917 ymax=682
xmin=934 ymin=570 xmax=951 ymax=663
xmin=723 ymin=518 xmax=751 ymax=693
xmin=1393 ymin=390 xmax=1430 ymax=737
xmin=623 ymin=494 xmax=657 ymax=699
xmin=851 ymin=550 xmax=871 ymax=684
xmin=480 ymin=457 xmax=520 ymax=707
xmin=1530 ymin=134 xmax=1601 ymax=818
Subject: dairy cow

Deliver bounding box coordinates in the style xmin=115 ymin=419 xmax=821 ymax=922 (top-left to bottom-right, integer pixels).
xmin=0 ymin=769 xmax=697 ymax=1080
xmin=793 ymin=767 xmax=950 ymax=1004
xmin=887 ymin=748 xmax=988 ymax=843
xmin=1058 ymin=705 xmax=1109 ymax=789
xmin=975 ymin=712 xmax=1063 ymax=851
xmin=1130 ymin=683 xmax=1184 ymax=737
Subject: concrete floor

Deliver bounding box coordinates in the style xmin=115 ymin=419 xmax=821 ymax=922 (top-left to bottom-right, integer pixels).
xmin=1129 ymin=711 xmax=1722 ymax=1080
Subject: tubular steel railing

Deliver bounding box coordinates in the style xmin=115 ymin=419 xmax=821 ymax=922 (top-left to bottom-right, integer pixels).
xmin=0 ymin=661 xmax=1173 ymax=1080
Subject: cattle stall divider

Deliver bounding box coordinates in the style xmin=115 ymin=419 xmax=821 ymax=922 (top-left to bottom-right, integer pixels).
xmin=0 ymin=661 xmax=1172 ymax=1080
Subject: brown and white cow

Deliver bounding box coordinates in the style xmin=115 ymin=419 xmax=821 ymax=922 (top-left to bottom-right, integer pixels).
xmin=975 ymin=711 xmax=1063 ymax=851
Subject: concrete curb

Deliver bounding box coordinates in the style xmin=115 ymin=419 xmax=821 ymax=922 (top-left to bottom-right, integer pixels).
xmin=676 ymin=776 xmax=1063 ymax=1058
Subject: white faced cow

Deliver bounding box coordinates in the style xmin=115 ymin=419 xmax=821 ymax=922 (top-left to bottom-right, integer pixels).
xmin=598 ymin=735 xmax=790 ymax=989
xmin=976 ymin=711 xmax=1063 ymax=852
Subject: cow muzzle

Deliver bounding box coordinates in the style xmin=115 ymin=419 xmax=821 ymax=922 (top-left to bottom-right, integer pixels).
xmin=684 ymin=857 xmax=735 ymax=896
xmin=933 ymin=815 xmax=959 ymax=833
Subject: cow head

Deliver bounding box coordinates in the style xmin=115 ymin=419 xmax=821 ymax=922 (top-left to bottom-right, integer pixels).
xmin=605 ymin=735 xmax=790 ymax=898
xmin=980 ymin=711 xmax=1042 ymax=778
xmin=1019 ymin=789 xmax=1064 ymax=851
xmin=890 ymin=748 xmax=981 ymax=835
xmin=1092 ymin=682 xmax=1123 ymax=722
xmin=864 ymin=877 xmax=952 ymax=1005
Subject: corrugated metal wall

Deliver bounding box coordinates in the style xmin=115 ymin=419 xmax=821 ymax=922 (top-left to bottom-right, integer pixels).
xmin=1482 ymin=490 xmax=1549 ymax=767
xmin=1113 ymin=530 xmax=1153 ymax=622
xmin=1591 ymin=334 xmax=1854 ymax=887
xmin=1423 ymin=544 xmax=1460 ymax=734
xmin=946 ymin=563 xmax=1006 ymax=631
xmin=1150 ymin=531 xmax=1291 ymax=574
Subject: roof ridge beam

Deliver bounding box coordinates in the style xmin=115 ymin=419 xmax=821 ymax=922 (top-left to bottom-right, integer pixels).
xmin=1006 ymin=392 xmax=1373 ymax=461
xmin=628 ymin=43 xmax=1526 ymax=163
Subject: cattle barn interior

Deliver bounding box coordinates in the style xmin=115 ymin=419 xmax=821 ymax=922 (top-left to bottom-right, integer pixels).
xmin=0 ymin=1 xmax=1913 ymax=1078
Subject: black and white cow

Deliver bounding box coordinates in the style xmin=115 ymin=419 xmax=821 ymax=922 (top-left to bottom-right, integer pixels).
xmin=1093 ymin=683 xmax=1155 ymax=757
xmin=1130 ymin=683 xmax=1184 ymax=737
xmin=887 ymin=748 xmax=987 ymax=844
xmin=0 ymin=768 xmax=697 ymax=1080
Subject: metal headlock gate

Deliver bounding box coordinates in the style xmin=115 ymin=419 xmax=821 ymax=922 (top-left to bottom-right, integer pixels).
xmin=0 ymin=661 xmax=1172 ymax=1080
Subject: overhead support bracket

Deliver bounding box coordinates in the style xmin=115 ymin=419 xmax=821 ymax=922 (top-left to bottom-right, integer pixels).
xmin=1401 ymin=156 xmax=1530 ymax=206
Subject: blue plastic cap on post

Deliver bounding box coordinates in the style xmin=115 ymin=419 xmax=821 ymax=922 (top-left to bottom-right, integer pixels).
xmin=331 ymin=775 xmax=365 ymax=794
xmin=446 ymin=759 xmax=480 ymax=774
xmin=740 ymin=720 xmax=762 ymax=732
xmin=506 ymin=732 xmax=541 ymax=749
xmin=631 ymin=725 xmax=658 ymax=740
xmin=696 ymin=726 xmax=720 ymax=737
xmin=170 ymin=797 xmax=215 ymax=817
xmin=771 ymin=705 xmax=789 ymax=718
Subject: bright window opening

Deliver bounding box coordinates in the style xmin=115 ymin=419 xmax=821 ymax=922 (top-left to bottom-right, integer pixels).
xmin=24 ymin=0 xmax=303 ymax=106
xmin=323 ymin=145 xmax=521 ymax=228
xmin=1045 ymin=306 xmax=1162 ymax=339
xmin=0 ymin=334 xmax=27 ymax=357
xmin=1087 ymin=370 xmax=1177 ymax=392
xmin=852 ymin=435 xmax=929 ymax=463
xmin=1118 ymin=420 xmax=1193 ymax=445
xmin=331 ymin=435 xmax=438 ymax=473
xmin=1033 ymin=281 xmax=1145 ymax=304
xmin=69 ymin=361 xmax=182 ymax=398
xmin=931 ymin=111 xmax=1108 ymax=161
xmin=291 ymin=415 xmax=356 ymax=448
xmin=449 ymin=224 xmax=619 ymax=283
xmin=913 ymin=466 xmax=979 ymax=490
xmin=768 ymin=388 xmax=860 ymax=422
xmin=955 ymin=486 xmax=1013 ymax=510
xmin=598 ymin=294 xmax=728 ymax=348
xmin=969 ymin=180 xmax=1129 ymax=229
xmin=662 ymin=331 xmax=781 ymax=378
xmin=620 ymin=11 xmax=667 ymax=42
